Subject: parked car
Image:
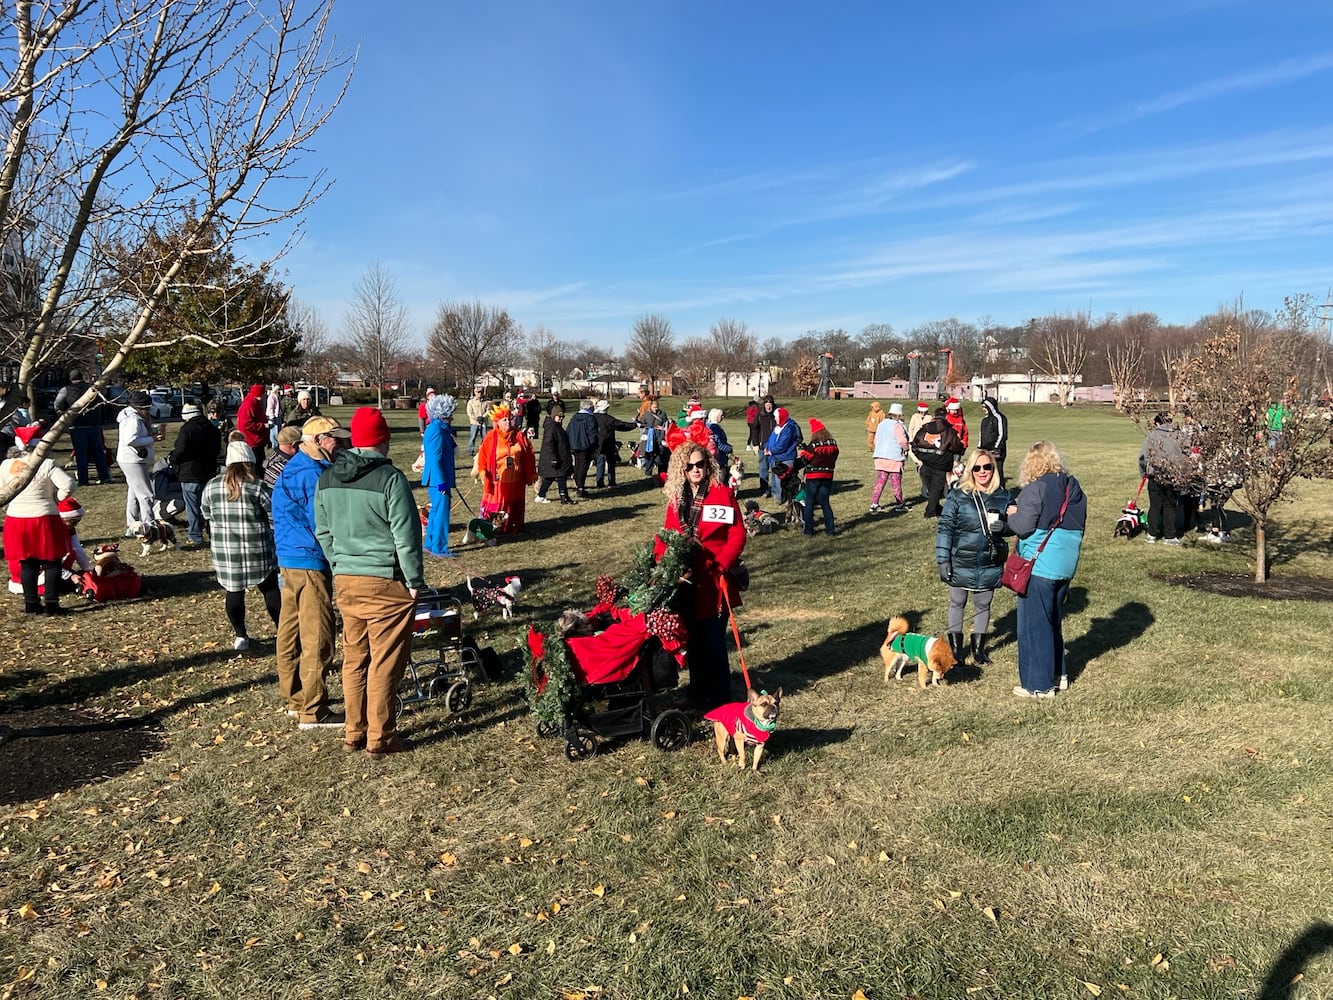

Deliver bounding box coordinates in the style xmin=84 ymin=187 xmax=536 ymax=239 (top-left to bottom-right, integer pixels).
xmin=148 ymin=388 xmax=179 ymax=419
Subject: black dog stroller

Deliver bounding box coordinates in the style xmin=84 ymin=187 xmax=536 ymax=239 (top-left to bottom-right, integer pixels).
xmin=527 ymin=608 xmax=692 ymax=762
xmin=395 ymin=588 xmax=488 ymax=718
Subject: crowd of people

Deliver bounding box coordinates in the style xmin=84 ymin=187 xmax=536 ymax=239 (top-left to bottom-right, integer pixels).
xmin=4 ymin=375 xmax=1100 ymax=730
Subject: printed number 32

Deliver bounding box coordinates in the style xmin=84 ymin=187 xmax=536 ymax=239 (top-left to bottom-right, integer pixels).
xmin=702 ymin=504 xmax=735 ymax=524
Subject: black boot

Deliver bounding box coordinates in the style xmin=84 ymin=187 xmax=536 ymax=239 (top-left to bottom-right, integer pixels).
xmin=947 ymin=631 xmax=966 ymax=666
xmin=970 ymin=632 xmax=991 ymax=666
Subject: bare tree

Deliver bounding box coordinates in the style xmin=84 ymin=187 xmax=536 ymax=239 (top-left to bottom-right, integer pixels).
xmin=1178 ymin=330 xmax=1332 ymax=583
xmin=0 ymin=0 xmax=350 ymax=504
xmin=1106 ymin=338 xmax=1146 ymax=412
xmin=1032 ymin=314 xmax=1089 ymax=406
xmin=289 ymin=298 xmax=339 ymax=391
xmin=343 ymin=264 xmax=411 ymax=409
xmin=677 ymin=335 xmax=716 ymax=395
xmin=709 ymin=318 xmax=756 ymax=396
xmin=427 ymin=300 xmax=516 ymax=392
xmin=624 ymin=313 xmax=676 ymax=394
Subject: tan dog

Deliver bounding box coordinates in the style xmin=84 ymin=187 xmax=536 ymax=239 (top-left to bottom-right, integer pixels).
xmin=704 ymin=688 xmax=782 ymax=771
xmin=879 ymin=615 xmax=955 ymax=688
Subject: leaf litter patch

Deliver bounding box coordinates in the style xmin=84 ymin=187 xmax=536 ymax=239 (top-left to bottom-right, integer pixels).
xmin=1152 ymin=570 xmax=1333 ymax=601
xmin=0 ymin=706 xmax=165 ymax=806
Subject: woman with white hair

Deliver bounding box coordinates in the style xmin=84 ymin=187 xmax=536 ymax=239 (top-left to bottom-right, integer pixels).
xmin=706 ymin=408 xmax=733 ymax=465
xmin=420 ymin=393 xmax=457 ymax=556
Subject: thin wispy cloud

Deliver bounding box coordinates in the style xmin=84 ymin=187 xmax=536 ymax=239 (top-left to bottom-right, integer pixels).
xmin=1078 ymin=51 xmax=1333 ymax=133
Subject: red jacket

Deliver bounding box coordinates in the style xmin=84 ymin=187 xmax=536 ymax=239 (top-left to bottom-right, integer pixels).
xmin=238 ymin=385 xmax=267 ymax=447
xmin=655 ymin=482 xmax=745 ymax=618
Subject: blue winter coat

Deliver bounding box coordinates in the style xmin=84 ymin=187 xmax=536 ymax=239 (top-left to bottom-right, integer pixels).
xmin=935 ymin=485 xmax=1014 ymax=590
xmin=766 ymin=420 xmax=799 ymax=464
xmin=272 ymin=448 xmax=331 ymax=571
xmin=421 ymin=419 xmax=457 ymax=491
xmin=1008 ymin=472 xmax=1086 ymax=582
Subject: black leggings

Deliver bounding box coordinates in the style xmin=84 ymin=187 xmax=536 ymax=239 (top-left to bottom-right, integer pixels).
xmin=19 ymin=558 xmax=62 ymax=609
xmin=224 ymin=571 xmax=281 ymax=638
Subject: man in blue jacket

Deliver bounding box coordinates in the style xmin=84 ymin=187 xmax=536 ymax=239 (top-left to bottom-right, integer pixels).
xmin=272 ymin=414 xmax=351 ymax=729
xmin=764 ymin=406 xmax=800 ymax=500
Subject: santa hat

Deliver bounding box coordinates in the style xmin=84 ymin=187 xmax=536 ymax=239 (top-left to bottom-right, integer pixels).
xmin=916 ymin=401 xmax=929 ymax=412
xmin=775 ymin=407 xmax=789 ymax=425
xmin=809 ymin=418 xmax=826 ymax=434
xmin=946 ymin=397 xmax=961 ymax=411
xmin=685 ymin=406 xmax=705 ymax=421
xmin=58 ymin=496 xmax=84 ymax=521
xmin=13 ymin=425 xmax=41 ymax=449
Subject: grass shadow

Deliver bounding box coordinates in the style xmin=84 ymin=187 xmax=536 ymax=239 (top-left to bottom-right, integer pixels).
xmin=759 ymin=619 xmax=889 ymax=694
xmin=1259 ymin=922 xmax=1333 ymax=1000
xmin=1066 ymin=599 xmax=1154 ymax=681
xmin=1264 ymin=516 xmax=1333 ymax=568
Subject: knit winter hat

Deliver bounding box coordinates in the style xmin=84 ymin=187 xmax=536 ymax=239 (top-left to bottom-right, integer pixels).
xmin=776 ymin=407 xmax=789 ymax=425
xmin=181 ymin=403 xmax=201 ymax=420
xmin=350 ymin=406 xmax=391 ymax=448
xmin=808 ymin=418 xmax=826 ymax=434
xmin=58 ymin=496 xmax=84 ymax=521
xmin=226 ymin=440 xmax=256 ymax=466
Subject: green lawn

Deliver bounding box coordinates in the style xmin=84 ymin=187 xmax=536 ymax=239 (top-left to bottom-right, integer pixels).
xmin=3 ymin=399 xmax=1333 ymax=999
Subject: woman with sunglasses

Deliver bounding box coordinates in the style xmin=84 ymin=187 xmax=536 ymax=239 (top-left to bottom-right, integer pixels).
xmin=935 ymin=448 xmax=1013 ymax=668
xmin=654 ymin=444 xmax=746 ymax=711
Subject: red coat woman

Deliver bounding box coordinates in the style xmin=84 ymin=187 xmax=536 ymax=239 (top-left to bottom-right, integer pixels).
xmin=471 ymin=404 xmax=537 ymax=534
xmin=654 ymin=442 xmax=745 ymax=710
xmin=237 ymin=383 xmax=268 ymax=466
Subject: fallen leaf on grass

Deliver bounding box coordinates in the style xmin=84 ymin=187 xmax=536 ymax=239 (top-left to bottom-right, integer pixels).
xmin=1083 ymin=983 xmax=1102 ymax=997
xmin=356 ymin=862 xmax=372 ymax=875
xmin=982 ymin=906 xmax=999 ymax=926
xmin=18 ymin=902 xmax=39 ymax=921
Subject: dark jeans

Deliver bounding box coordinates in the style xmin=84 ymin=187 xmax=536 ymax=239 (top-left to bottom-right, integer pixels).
xmin=687 ymin=614 xmax=733 ymax=711
xmin=180 ymin=480 xmax=204 ymax=544
xmin=536 ymin=476 xmax=570 ymax=499
xmin=802 ymin=478 xmax=834 ymax=535
xmin=595 ymin=452 xmax=618 ymax=487
xmin=756 ymin=453 xmax=770 ymax=495
xmin=468 ymin=423 xmax=484 ymax=454
xmin=572 ymin=448 xmax=594 ymax=491
xmin=921 ymin=465 xmax=949 ymax=516
xmin=993 ymin=454 xmax=1007 ymax=489
xmin=225 ymin=571 xmax=281 ymax=638
xmin=68 ymin=424 xmax=111 ymax=484
xmin=1016 ymin=574 xmax=1069 ymax=694
xmin=1146 ymin=479 xmax=1179 ymax=539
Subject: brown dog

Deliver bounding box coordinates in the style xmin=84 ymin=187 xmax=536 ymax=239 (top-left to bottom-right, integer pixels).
xmin=879 ymin=615 xmax=955 ymax=688
xmin=704 ymin=688 xmax=782 ymax=771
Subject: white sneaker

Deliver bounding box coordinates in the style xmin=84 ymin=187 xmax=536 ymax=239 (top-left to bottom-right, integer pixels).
xmin=1144 ymin=534 xmax=1158 ymax=544
xmin=868 ymin=504 xmax=880 ymax=514
xmin=533 ymin=495 xmax=550 ymax=503
xmin=1058 ymin=673 xmax=1069 ymax=691
xmin=233 ymin=636 xmax=250 ymax=651
xmin=1013 ymin=685 xmax=1056 ymax=699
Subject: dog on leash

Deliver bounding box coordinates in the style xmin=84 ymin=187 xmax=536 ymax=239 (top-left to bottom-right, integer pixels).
xmin=728 ymin=454 xmax=745 ymax=492
xmin=466 ymin=574 xmax=522 ymax=619
xmin=1114 ymin=501 xmax=1142 ymax=538
xmin=130 ymin=519 xmax=176 ymax=556
xmin=742 ymin=499 xmax=782 ymax=537
xmin=461 ymin=514 xmax=502 ymax=546
xmin=705 ymin=688 xmax=782 ymax=771
xmin=879 ymin=615 xmax=955 ymax=688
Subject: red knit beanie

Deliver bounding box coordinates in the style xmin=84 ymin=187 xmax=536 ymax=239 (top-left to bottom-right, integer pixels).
xmin=776 ymin=407 xmax=789 ymax=424
xmin=808 ymin=418 xmax=825 ymax=434
xmin=350 ymin=406 xmax=391 ymax=448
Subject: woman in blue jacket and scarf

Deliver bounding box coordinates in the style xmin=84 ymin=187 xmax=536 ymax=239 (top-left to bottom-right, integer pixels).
xmin=935 ymin=448 xmax=1013 ymax=668
xmin=421 ymin=394 xmax=457 ymax=557
xmin=1005 ymin=440 xmax=1087 ymax=698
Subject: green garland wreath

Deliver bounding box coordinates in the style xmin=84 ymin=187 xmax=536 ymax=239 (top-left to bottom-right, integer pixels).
xmin=524 ymin=529 xmax=696 ymax=726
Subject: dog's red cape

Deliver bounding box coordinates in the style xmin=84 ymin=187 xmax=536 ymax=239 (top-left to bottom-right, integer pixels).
xmin=704 ymin=702 xmax=773 ymax=743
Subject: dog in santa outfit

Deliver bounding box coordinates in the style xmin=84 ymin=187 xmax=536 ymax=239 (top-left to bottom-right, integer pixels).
xmin=704 ymin=687 xmax=782 ymax=771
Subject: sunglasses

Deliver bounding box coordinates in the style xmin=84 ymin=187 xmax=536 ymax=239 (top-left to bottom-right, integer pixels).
xmin=685 ymin=459 xmax=709 ymax=471
xmin=972 ymin=463 xmax=994 ymax=472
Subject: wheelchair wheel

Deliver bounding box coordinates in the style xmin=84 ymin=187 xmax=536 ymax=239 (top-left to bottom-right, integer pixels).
xmin=564 ymin=733 xmax=597 ymax=762
xmin=649 ymin=709 xmax=691 ymax=752
xmin=445 ymin=680 xmax=472 ymax=715
xmin=425 ymin=675 xmax=449 ymax=700
xmin=535 ymin=720 xmax=559 ymax=739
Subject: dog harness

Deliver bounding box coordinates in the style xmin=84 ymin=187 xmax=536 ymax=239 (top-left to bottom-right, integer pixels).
xmin=705 ymin=701 xmax=775 ymax=744
xmin=887 ymin=632 xmax=936 ymax=663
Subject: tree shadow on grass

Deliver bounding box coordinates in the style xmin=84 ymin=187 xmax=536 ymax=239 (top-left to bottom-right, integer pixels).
xmin=1263 ymin=515 xmax=1333 ymax=568
xmin=520 ymin=500 xmax=658 ymax=540
xmin=1259 ymin=922 xmax=1333 ymax=1000
xmin=989 ymin=594 xmax=1153 ymax=684
xmin=754 ymin=619 xmax=890 ymax=695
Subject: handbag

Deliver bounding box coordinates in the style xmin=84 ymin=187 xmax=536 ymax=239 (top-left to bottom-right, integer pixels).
xmin=1002 ymin=482 xmax=1070 ymax=596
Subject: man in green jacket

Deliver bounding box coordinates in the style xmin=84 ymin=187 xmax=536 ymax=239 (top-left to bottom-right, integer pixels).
xmin=314 ymin=407 xmax=425 ymax=756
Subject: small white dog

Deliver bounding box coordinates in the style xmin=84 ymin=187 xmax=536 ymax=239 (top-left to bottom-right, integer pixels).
xmin=131 ymin=519 xmax=176 ymax=556
xmin=466 ymin=574 xmax=522 ymax=620
xmin=728 ymin=454 xmax=745 ymax=492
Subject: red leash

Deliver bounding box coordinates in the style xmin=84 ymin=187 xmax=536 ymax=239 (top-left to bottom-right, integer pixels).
xmin=721 ymin=586 xmax=752 ymax=691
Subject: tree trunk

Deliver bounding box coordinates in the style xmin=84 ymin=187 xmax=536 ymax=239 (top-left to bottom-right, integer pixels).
xmin=1253 ymin=519 xmax=1268 ymax=583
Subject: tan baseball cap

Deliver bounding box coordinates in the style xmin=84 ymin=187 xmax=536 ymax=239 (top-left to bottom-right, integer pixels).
xmin=302 ymin=415 xmax=351 ymax=441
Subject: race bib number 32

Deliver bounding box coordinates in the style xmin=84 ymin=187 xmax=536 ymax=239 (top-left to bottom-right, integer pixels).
xmin=701 ymin=504 xmax=736 ymax=524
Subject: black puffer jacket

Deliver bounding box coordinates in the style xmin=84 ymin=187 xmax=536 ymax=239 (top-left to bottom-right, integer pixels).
xmin=935 ymin=484 xmax=1015 ymax=590
xmin=537 ymin=417 xmax=572 ymax=478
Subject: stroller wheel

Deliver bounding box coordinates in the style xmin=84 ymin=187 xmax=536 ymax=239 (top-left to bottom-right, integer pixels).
xmin=535 ymin=719 xmax=559 ymax=739
xmin=564 ymin=733 xmax=598 ymax=762
xmin=649 ymin=709 xmax=691 ymax=752
xmin=445 ymin=680 xmax=472 ymax=715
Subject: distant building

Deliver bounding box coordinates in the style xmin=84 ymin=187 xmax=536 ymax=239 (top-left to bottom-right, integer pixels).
xmin=713 ymin=369 xmax=772 ymax=398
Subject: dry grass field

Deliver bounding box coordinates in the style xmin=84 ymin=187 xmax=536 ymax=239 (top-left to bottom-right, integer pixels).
xmin=3 ymin=398 xmax=1333 ymax=1000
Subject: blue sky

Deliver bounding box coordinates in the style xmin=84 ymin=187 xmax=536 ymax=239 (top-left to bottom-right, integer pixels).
xmin=280 ymin=0 xmax=1333 ymax=352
